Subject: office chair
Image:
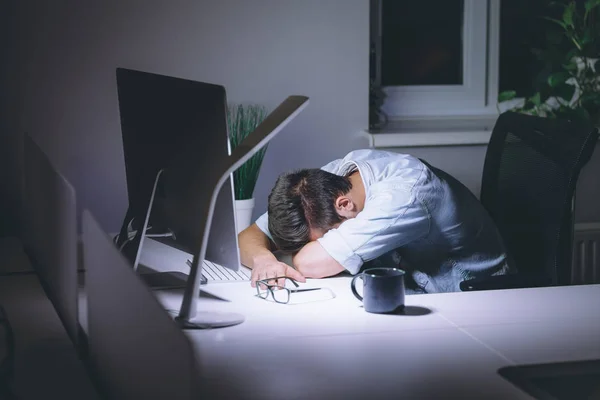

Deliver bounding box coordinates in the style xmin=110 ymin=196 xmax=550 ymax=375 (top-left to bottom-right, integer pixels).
xmin=460 ymin=111 xmax=599 ymax=291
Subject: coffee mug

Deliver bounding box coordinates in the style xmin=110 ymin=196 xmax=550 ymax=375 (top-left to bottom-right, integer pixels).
xmin=351 ymin=268 xmax=405 ymax=313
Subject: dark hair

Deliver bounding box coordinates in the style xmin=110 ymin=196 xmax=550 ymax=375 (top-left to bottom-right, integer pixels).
xmin=267 ymin=168 xmax=352 ymax=253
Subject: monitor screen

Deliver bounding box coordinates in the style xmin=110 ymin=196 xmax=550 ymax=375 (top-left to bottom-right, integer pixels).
xmin=115 ymin=68 xmax=240 ymax=275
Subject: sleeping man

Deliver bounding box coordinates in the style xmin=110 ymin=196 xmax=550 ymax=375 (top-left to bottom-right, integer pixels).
xmin=238 ymin=149 xmax=513 ymax=294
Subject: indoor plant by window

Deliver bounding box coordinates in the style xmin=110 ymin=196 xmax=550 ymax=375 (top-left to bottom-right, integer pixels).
xmin=499 ymin=0 xmax=600 ymax=126
xmin=227 ymin=103 xmax=269 ymax=233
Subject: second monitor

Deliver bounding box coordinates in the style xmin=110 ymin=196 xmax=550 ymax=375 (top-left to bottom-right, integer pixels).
xmin=116 ymin=67 xmax=309 ymax=328
xmin=115 ymin=68 xmax=241 ymax=281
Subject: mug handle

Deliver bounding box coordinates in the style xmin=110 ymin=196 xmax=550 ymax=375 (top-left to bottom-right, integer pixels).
xmin=351 ymin=274 xmax=364 ymax=301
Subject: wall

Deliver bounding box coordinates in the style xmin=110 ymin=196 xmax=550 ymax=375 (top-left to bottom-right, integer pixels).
xmin=2 ymin=0 xmax=369 ymax=232
xmin=2 ymin=0 xmax=598 ymax=235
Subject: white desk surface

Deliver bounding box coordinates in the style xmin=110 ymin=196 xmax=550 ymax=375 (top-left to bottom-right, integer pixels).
xmin=0 ymin=274 xmax=100 ymax=399
xmin=141 ymin=238 xmax=600 ymax=399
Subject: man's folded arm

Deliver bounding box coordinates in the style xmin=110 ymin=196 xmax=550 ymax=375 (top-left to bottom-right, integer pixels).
xmin=292 ymin=241 xmax=345 ymax=278
xmin=294 ymin=191 xmax=430 ymax=278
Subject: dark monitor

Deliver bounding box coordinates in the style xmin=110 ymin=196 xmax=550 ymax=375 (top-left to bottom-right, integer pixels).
xmin=115 ymin=68 xmax=239 ymax=274
xmin=499 ymin=360 xmax=600 ymax=400
xmin=22 ymin=133 xmax=80 ymax=347
xmin=82 ymin=210 xmax=198 ymax=399
xmin=116 ymin=68 xmax=309 ymax=329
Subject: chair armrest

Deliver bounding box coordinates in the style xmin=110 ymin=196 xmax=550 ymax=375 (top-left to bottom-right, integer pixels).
xmin=459 ymin=273 xmax=552 ymax=291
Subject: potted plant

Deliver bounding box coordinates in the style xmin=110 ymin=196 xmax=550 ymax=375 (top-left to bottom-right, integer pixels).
xmin=499 ymin=0 xmax=600 ymax=125
xmin=227 ymin=103 xmax=269 ymax=233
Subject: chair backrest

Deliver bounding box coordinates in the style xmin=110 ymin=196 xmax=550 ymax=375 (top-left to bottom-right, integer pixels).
xmin=481 ymin=112 xmax=598 ymax=285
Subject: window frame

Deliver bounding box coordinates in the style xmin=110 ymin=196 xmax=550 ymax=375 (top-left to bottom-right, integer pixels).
xmin=372 ymin=0 xmax=501 ymax=120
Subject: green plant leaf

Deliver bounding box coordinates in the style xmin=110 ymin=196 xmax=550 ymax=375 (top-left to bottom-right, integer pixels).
xmin=531 ymin=92 xmax=542 ymax=106
xmin=543 ymin=16 xmax=567 ymax=30
xmin=498 ymin=90 xmax=517 ymax=102
xmin=595 ymin=58 xmax=600 ymax=73
xmin=547 ymin=71 xmax=571 ymax=87
xmin=574 ymin=107 xmax=591 ymax=122
xmin=580 ymin=92 xmax=600 ymax=107
xmin=227 ymin=103 xmax=269 ymax=200
xmin=563 ymin=60 xmax=578 ymax=71
xmin=581 ymin=25 xmax=598 ymax=51
xmin=565 ymin=48 xmax=579 ymax=63
xmin=555 ymin=83 xmax=577 ymax=103
xmin=585 ymin=0 xmax=600 ymax=14
xmin=562 ymin=2 xmax=575 ymax=27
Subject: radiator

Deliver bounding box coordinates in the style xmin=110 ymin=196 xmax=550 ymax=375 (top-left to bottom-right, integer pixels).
xmin=571 ymin=223 xmax=600 ymax=285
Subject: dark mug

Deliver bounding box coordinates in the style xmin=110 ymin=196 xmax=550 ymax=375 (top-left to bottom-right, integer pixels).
xmin=351 ymin=268 xmax=405 ymax=313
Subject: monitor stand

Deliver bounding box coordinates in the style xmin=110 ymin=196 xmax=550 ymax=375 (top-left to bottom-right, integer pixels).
xmin=171 ymin=95 xmax=309 ymax=330
xmin=132 ymin=95 xmax=309 ymax=330
xmin=174 ymin=312 xmax=245 ymax=329
xmin=131 ymin=172 xmax=244 ymax=329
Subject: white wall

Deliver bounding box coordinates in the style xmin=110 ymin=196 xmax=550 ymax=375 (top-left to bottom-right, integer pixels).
xmin=2 ymin=0 xmax=369 ymax=232
xmin=2 ymin=0 xmax=598 ymax=234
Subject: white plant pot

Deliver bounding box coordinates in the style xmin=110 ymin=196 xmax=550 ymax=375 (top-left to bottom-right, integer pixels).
xmin=235 ymin=198 xmax=255 ymax=234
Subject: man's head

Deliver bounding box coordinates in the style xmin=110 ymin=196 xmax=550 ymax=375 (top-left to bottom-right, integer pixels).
xmin=267 ymin=168 xmax=359 ymax=253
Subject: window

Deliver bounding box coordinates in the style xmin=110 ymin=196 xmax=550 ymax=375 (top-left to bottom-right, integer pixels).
xmin=381 ymin=0 xmax=464 ymax=87
xmin=371 ymin=0 xmax=500 ymax=121
xmin=498 ymin=0 xmax=549 ymax=99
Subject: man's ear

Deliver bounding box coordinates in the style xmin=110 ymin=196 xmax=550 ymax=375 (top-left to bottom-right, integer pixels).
xmin=335 ymin=195 xmax=356 ymax=218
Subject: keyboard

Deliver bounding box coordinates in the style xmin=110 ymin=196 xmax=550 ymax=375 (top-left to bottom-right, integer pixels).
xmin=186 ymin=259 xmax=251 ymax=283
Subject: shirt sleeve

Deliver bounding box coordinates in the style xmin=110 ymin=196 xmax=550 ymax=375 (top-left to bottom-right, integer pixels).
xmin=317 ymin=189 xmax=430 ymax=275
xmin=254 ymin=211 xmax=273 ymax=241
xmin=320 ymin=158 xmax=343 ymax=174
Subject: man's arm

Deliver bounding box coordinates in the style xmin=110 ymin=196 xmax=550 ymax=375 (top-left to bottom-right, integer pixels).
xmin=238 ymin=223 xmax=306 ymax=286
xmin=292 ymin=241 xmax=345 ymax=279
xmin=238 ymin=223 xmax=277 ymax=268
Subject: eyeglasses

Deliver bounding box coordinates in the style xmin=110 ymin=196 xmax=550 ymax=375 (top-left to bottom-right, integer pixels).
xmin=256 ymin=276 xmax=325 ymax=304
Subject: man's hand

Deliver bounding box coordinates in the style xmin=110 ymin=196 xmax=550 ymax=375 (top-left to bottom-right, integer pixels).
xmin=250 ymin=259 xmax=306 ymax=288
xmin=238 ymin=223 xmax=306 ymax=288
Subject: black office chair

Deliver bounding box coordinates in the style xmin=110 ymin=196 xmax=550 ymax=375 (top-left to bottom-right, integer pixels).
xmin=460 ymin=111 xmax=599 ymax=291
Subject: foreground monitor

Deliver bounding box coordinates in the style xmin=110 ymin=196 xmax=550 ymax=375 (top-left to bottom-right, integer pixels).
xmin=22 ymin=133 xmax=80 ymax=347
xmin=82 ymin=210 xmax=199 ymax=399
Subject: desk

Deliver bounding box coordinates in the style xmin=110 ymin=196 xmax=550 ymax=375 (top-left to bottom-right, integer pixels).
xmin=0 ymin=274 xmax=100 ymax=399
xmin=142 ymin=239 xmax=600 ymax=399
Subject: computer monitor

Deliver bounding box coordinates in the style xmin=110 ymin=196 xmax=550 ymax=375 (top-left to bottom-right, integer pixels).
xmin=22 ymin=133 xmax=81 ymax=346
xmin=160 ymin=95 xmax=309 ymax=329
xmin=82 ymin=210 xmax=198 ymax=399
xmin=115 ymin=68 xmax=239 ymax=284
xmin=116 ymin=68 xmax=309 ymax=328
